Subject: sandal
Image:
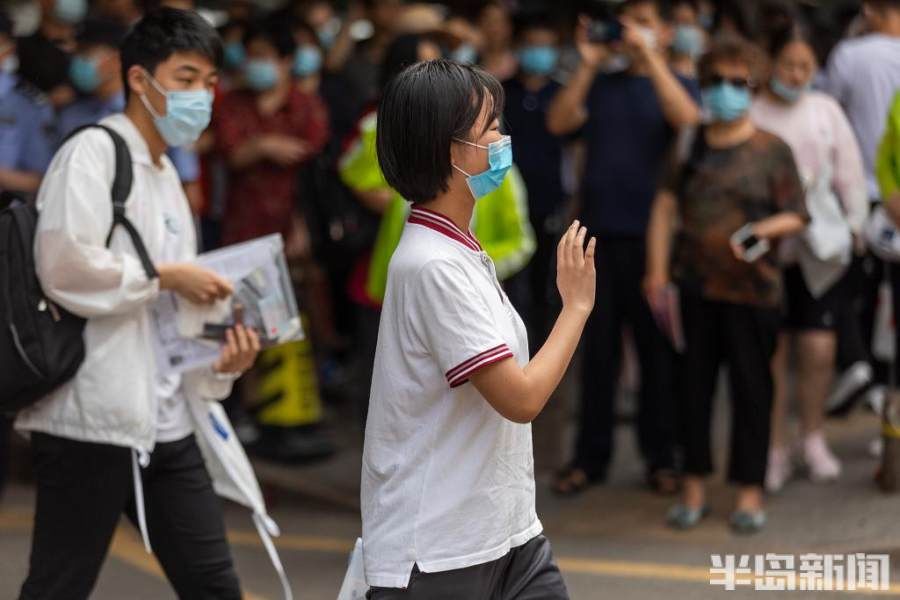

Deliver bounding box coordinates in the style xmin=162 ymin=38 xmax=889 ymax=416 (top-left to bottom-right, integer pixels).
xmin=552 ymin=466 xmax=598 ymax=497
xmin=729 ymin=510 xmax=767 ymax=535
xmin=647 ymin=468 xmax=681 ymax=496
xmin=666 ymin=503 xmax=710 ymax=530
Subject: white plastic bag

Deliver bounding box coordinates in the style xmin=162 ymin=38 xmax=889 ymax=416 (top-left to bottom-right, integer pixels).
xmin=336 ymin=538 xmax=368 ymax=600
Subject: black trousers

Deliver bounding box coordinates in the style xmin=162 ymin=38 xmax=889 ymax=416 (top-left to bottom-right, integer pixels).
xmin=678 ymin=294 xmax=780 ymax=486
xmin=19 ymin=433 xmax=241 ymax=600
xmin=367 ymin=535 xmax=569 ymax=600
xmin=511 ymin=212 xmax=563 ymax=354
xmin=835 ymin=253 xmax=881 ymax=370
xmin=574 ymin=236 xmax=676 ymax=479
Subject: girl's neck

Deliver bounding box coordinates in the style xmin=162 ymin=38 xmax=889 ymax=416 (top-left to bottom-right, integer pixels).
xmin=422 ymin=188 xmax=475 ymax=233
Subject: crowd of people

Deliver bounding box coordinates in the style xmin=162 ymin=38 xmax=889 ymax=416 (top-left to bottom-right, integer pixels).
xmin=1 ymin=0 xmax=900 ymax=563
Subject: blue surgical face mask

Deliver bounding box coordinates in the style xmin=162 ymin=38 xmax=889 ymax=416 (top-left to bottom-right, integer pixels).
xmin=518 ymin=45 xmax=558 ymax=76
xmin=452 ymin=135 xmax=513 ymax=200
xmin=770 ymin=76 xmax=810 ymax=104
xmin=317 ymin=18 xmax=340 ymax=49
xmin=140 ymin=71 xmax=213 ymax=148
xmin=672 ymin=25 xmax=704 ymax=58
xmin=452 ymin=43 xmax=478 ymax=65
xmin=223 ymin=42 xmax=246 ymax=70
xmin=54 ymin=0 xmax=87 ymax=24
xmin=69 ymin=56 xmax=99 ymax=93
xmin=702 ymin=82 xmax=751 ymax=122
xmin=244 ymin=59 xmax=279 ymax=92
xmin=293 ymin=45 xmax=322 ymax=77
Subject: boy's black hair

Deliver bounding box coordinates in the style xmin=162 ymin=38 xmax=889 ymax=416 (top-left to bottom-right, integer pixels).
xmin=618 ymin=0 xmax=666 ymax=17
xmin=120 ymin=8 xmax=222 ymax=98
xmin=376 ymin=59 xmax=505 ymax=204
xmin=512 ymin=11 xmax=560 ymax=41
xmin=243 ymin=16 xmax=297 ymax=58
xmin=379 ymin=33 xmax=426 ymax=92
xmin=289 ymin=17 xmax=322 ymax=50
xmin=0 ymin=11 xmax=11 ymax=38
xmin=78 ymin=18 xmax=129 ymax=50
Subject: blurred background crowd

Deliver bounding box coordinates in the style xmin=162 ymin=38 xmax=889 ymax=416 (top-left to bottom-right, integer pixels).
xmin=0 ymin=0 xmax=899 ymax=534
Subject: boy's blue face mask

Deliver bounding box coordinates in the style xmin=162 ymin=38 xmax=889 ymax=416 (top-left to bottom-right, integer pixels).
xmin=140 ymin=71 xmax=213 ymax=148
xmin=671 ymin=25 xmax=704 ymax=58
xmin=293 ymin=46 xmax=323 ymax=77
xmin=54 ymin=0 xmax=87 ymax=24
xmin=452 ymin=135 xmax=513 ymax=200
xmin=518 ymin=46 xmax=558 ymax=76
xmin=223 ymin=42 xmax=246 ymax=70
xmin=244 ymin=59 xmax=279 ymax=91
xmin=69 ymin=55 xmax=99 ymax=93
xmin=702 ymin=82 xmax=751 ymax=122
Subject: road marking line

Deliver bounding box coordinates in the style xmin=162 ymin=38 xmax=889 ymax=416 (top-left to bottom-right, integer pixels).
xmin=108 ymin=530 xmax=268 ymax=600
xmin=227 ymin=531 xmax=900 ymax=596
xmin=4 ymin=510 xmax=899 ymax=596
xmin=228 ymin=530 xmax=353 ymax=553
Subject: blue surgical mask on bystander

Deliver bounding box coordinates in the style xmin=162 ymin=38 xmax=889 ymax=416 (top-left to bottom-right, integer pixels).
xmin=702 ymin=82 xmax=751 ymax=122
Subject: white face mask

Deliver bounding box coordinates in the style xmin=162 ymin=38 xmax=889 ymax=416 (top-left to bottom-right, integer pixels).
xmin=636 ymin=26 xmax=658 ymax=51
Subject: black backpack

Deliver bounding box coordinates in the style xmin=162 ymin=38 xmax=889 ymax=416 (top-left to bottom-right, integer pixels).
xmin=0 ymin=124 xmax=157 ymax=415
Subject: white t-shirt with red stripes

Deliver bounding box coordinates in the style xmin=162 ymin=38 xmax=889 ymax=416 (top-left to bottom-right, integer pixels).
xmin=361 ymin=205 xmax=541 ymax=589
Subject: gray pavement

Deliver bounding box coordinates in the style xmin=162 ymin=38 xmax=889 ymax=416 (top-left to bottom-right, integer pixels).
xmin=3 ymin=404 xmax=900 ymax=599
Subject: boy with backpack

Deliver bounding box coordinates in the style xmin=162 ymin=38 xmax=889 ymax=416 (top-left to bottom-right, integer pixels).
xmin=11 ymin=9 xmax=263 ymax=599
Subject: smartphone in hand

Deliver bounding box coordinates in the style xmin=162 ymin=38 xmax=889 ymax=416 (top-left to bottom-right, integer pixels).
xmin=587 ymin=18 xmax=623 ymax=44
xmin=731 ymin=224 xmax=771 ymax=263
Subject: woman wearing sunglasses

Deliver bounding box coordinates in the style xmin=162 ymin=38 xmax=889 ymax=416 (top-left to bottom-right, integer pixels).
xmin=644 ymin=36 xmax=808 ymax=534
xmin=362 ymin=59 xmax=595 ymax=598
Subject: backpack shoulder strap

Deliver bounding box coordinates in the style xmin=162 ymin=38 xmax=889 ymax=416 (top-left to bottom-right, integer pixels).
xmin=60 ymin=123 xmax=157 ymax=280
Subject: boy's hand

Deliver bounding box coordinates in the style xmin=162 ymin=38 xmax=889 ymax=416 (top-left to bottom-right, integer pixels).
xmin=158 ymin=264 xmax=233 ymax=305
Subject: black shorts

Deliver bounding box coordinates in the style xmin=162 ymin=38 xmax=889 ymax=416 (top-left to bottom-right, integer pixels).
xmin=782 ymin=265 xmax=847 ymax=331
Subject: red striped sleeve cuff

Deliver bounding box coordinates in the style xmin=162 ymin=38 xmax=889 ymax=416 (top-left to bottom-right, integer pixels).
xmin=446 ymin=344 xmax=514 ymax=388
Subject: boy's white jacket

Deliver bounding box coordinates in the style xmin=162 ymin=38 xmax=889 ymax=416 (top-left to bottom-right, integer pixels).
xmin=14 ymin=114 xmax=292 ymax=600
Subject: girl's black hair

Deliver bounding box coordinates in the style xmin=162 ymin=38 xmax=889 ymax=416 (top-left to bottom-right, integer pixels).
xmin=376 ymin=59 xmax=505 ymax=205
xmin=767 ymin=19 xmax=815 ymax=61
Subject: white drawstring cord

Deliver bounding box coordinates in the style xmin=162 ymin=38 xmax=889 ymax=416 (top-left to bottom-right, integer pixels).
xmin=131 ymin=448 xmax=152 ymax=554
xmin=253 ymin=512 xmax=293 ymax=600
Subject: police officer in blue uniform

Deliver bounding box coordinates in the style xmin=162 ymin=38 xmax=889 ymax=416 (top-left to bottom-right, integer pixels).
xmin=0 ymin=11 xmax=54 ymax=205
xmin=56 ymin=18 xmax=129 ymax=141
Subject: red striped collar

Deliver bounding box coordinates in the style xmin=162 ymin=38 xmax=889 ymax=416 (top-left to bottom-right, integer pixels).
xmin=408 ymin=206 xmax=482 ymax=253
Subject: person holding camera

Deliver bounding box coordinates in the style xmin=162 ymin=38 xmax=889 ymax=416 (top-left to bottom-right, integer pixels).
xmin=645 ymin=36 xmax=807 ymax=534
xmin=547 ymin=0 xmax=700 ymax=497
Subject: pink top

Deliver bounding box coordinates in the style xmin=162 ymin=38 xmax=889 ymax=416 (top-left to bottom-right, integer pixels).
xmin=751 ymin=90 xmax=869 ymax=233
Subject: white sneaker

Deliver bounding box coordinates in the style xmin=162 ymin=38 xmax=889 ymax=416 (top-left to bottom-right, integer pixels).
xmin=801 ymin=431 xmax=842 ymax=482
xmin=866 ymin=385 xmax=887 ymax=416
xmin=826 ymin=361 xmax=873 ymax=414
xmin=870 ymin=437 xmax=884 ymax=459
xmin=765 ymin=446 xmax=793 ymax=493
